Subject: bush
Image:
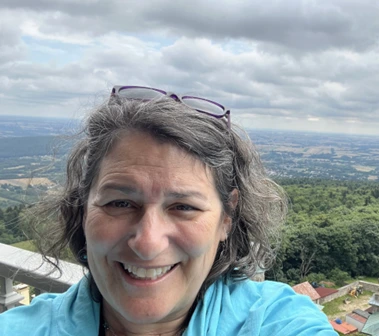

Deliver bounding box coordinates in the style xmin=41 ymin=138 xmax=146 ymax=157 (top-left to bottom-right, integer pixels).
xmin=305 ymin=272 xmax=326 ymax=284
xmin=328 ymin=268 xmax=350 ymax=287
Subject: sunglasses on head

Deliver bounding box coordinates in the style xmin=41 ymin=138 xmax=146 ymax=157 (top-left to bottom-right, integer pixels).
xmin=111 ymin=85 xmax=231 ymax=128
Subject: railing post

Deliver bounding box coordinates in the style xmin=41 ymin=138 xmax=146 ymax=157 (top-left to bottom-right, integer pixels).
xmin=0 ymin=276 xmax=24 ymax=313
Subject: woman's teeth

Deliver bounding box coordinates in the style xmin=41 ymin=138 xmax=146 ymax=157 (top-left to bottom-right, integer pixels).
xmin=122 ymin=264 xmax=174 ymax=280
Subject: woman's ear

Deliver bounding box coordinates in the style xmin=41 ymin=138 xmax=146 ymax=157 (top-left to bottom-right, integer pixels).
xmin=221 ymin=189 xmax=239 ymax=241
xmin=229 ymin=188 xmax=239 ymax=211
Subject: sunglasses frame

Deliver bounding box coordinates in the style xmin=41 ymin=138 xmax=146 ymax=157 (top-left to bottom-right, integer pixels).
xmin=111 ymin=85 xmax=231 ymax=128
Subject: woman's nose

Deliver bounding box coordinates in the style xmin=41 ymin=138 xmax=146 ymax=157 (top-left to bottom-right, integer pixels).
xmin=127 ymin=208 xmax=170 ymax=260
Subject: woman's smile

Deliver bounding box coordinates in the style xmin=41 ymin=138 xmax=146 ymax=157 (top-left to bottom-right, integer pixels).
xmin=121 ymin=263 xmax=176 ymax=280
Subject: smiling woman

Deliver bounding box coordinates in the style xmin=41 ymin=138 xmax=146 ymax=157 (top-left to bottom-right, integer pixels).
xmin=85 ymin=131 xmax=232 ymax=332
xmin=0 ymin=86 xmax=337 ymax=336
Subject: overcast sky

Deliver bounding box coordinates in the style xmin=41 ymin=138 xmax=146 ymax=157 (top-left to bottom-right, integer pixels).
xmin=1 ymin=0 xmax=379 ymax=135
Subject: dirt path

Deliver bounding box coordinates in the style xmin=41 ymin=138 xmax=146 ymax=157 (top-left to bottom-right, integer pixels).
xmin=328 ymin=293 xmax=371 ymax=320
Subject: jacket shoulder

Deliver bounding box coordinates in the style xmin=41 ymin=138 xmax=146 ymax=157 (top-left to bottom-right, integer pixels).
xmin=0 ymin=293 xmax=58 ymax=335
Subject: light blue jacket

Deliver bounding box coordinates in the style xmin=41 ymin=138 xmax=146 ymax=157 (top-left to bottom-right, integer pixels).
xmin=0 ymin=277 xmax=337 ymax=335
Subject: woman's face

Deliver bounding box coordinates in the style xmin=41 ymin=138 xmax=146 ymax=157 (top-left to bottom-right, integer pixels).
xmin=84 ymin=131 xmax=230 ymax=330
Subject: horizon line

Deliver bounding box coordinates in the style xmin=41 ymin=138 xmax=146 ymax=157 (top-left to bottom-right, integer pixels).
xmin=0 ymin=114 xmax=378 ymax=137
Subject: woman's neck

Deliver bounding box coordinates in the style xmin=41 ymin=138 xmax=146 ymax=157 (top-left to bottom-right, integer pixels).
xmin=102 ymin=300 xmax=188 ymax=336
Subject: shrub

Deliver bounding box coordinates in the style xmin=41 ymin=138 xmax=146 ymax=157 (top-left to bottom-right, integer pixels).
xmin=328 ymin=268 xmax=350 ymax=287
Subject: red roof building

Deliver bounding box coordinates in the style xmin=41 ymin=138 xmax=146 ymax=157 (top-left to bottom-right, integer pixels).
xmin=314 ymin=286 xmax=338 ymax=299
xmin=292 ymin=282 xmax=321 ymax=303
xmin=346 ymin=313 xmax=368 ymax=332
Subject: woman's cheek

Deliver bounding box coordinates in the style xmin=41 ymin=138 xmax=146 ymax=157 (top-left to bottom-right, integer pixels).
xmin=177 ymin=219 xmax=220 ymax=257
xmin=85 ymin=208 xmax=124 ymax=244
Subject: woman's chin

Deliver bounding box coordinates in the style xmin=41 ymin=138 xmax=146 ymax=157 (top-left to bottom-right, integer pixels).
xmin=116 ymin=301 xmax=176 ymax=326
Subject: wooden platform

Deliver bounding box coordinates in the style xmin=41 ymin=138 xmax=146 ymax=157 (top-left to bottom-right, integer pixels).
xmin=329 ymin=320 xmax=358 ymax=334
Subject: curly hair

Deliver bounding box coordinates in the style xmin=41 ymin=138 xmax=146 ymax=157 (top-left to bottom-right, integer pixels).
xmin=33 ymin=96 xmax=287 ymax=297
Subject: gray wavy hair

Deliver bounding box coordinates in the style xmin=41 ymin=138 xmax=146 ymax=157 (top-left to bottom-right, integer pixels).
xmin=35 ymin=96 xmax=287 ymax=297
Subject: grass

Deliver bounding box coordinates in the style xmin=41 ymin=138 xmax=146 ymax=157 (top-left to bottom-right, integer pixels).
xmin=11 ymin=239 xmax=77 ymax=264
xmin=323 ymin=290 xmax=372 ymax=317
xmin=357 ymin=276 xmax=379 ymax=283
xmin=11 ymin=240 xmax=38 ymax=252
xmin=321 ymin=275 xmax=378 ymax=289
xmin=323 ymin=295 xmax=348 ymax=316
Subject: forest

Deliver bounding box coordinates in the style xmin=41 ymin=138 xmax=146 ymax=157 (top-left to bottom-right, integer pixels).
xmin=1 ymin=178 xmax=379 ymax=286
xmin=266 ymin=178 xmax=379 ymax=285
xmin=0 ymin=204 xmax=27 ymax=245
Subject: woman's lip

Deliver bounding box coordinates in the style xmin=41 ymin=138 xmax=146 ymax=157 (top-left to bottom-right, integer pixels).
xmin=119 ymin=262 xmax=177 ymax=269
xmin=119 ymin=262 xmax=176 ymax=278
xmin=118 ymin=262 xmax=178 ymax=286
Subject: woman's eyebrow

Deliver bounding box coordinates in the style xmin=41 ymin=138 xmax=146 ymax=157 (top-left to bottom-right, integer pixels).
xmin=98 ymin=184 xmax=207 ymax=201
xmin=98 ymin=184 xmax=138 ymax=195
xmin=165 ymin=191 xmax=208 ymax=201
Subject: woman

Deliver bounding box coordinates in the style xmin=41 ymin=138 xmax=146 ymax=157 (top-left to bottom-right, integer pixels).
xmin=0 ymin=86 xmax=337 ymax=335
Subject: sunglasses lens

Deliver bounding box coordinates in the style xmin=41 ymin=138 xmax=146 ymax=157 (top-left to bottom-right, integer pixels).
xmin=117 ymin=87 xmax=165 ymax=100
xmin=182 ymin=97 xmax=225 ymax=116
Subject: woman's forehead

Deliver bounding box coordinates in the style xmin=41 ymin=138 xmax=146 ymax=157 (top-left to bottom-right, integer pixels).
xmin=93 ymin=131 xmax=217 ymax=192
xmin=103 ymin=131 xmax=200 ymax=168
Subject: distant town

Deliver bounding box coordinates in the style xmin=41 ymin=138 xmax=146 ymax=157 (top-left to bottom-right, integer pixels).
xmin=0 ymin=115 xmax=378 ymax=184
xmin=249 ymin=129 xmax=379 ymax=181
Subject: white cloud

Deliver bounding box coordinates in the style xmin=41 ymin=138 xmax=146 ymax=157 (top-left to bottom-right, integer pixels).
xmin=20 ymin=20 xmax=94 ymax=45
xmin=0 ymin=1 xmax=378 ymax=134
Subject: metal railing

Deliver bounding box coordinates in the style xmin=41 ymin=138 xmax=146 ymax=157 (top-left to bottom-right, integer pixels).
xmin=0 ymin=243 xmax=83 ymax=312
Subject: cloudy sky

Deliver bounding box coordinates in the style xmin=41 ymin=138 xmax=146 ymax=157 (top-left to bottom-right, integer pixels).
xmin=1 ymin=0 xmax=379 ymax=135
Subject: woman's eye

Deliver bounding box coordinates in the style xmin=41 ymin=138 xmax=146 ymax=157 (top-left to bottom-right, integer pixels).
xmin=107 ymin=200 xmax=131 ymax=208
xmin=173 ymin=204 xmax=196 ymax=211
xmin=102 ymin=200 xmax=135 ymax=216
